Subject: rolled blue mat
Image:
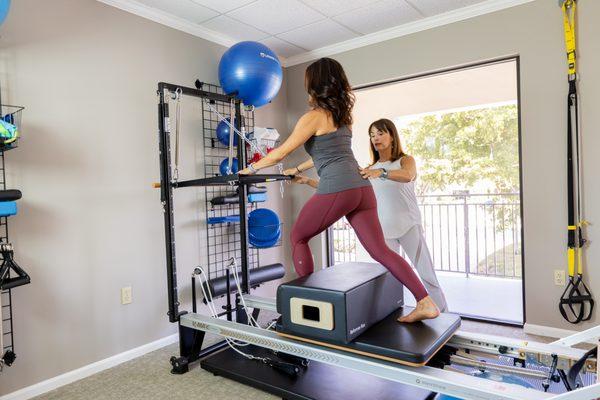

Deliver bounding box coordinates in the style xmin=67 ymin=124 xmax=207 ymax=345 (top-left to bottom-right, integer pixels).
xmin=0 ymin=201 xmax=17 ymax=217
xmin=207 ymin=215 xmax=240 ymax=224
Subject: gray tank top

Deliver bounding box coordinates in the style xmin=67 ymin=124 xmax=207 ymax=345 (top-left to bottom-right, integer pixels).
xmin=304 ymin=126 xmax=371 ymax=194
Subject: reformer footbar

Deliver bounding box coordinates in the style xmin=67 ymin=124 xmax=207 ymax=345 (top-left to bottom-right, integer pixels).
xmin=557 ymin=0 xmax=594 ymax=324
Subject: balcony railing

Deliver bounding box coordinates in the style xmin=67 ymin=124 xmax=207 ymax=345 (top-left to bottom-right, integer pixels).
xmin=331 ymin=192 xmax=522 ymax=279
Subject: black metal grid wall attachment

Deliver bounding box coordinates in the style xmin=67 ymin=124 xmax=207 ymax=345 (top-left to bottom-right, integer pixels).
xmin=198 ymin=82 xmax=259 ymax=281
xmin=157 ymin=80 xmax=291 ymax=374
xmin=0 ymin=149 xmax=12 ymax=363
xmin=157 ymin=81 xmax=290 ymax=324
xmin=0 ymin=103 xmax=24 ymax=369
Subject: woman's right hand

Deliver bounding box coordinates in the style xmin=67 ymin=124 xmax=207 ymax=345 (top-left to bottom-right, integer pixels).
xmin=283 ymin=167 xmax=298 ymax=176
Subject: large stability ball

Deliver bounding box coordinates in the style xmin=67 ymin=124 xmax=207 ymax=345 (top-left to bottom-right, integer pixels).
xmin=0 ymin=0 xmax=11 ymax=25
xmin=218 ymin=41 xmax=282 ymax=108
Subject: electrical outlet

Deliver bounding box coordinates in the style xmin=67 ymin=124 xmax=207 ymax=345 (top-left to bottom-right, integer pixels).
xmin=121 ymin=286 xmax=132 ymax=305
xmin=554 ymin=270 xmax=566 ymax=286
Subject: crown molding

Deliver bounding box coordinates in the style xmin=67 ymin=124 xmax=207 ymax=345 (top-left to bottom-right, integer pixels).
xmin=96 ymin=0 xmax=236 ymax=48
xmin=96 ymin=0 xmax=536 ymax=68
xmin=282 ymin=0 xmax=536 ymax=67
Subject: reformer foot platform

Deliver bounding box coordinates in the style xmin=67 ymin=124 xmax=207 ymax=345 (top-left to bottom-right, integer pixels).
xmin=275 ymin=262 xmax=461 ymax=366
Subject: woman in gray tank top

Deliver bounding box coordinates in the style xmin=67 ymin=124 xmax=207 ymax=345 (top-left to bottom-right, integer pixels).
xmin=239 ymin=58 xmax=440 ymax=323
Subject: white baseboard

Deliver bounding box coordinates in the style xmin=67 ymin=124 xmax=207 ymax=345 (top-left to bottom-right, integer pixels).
xmin=1 ymin=333 xmax=178 ymax=400
xmin=523 ymin=323 xmax=597 ymax=344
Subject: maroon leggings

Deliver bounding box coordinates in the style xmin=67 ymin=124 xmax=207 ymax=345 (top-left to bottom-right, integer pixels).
xmin=290 ymin=186 xmax=428 ymax=302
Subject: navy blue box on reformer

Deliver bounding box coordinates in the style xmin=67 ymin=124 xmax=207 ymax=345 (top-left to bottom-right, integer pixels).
xmin=277 ymin=262 xmax=404 ymax=344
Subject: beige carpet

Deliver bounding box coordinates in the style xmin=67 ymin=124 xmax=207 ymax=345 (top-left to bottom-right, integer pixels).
xmin=33 ymin=337 xmax=277 ymax=400
xmin=31 ymin=316 xmax=562 ymax=400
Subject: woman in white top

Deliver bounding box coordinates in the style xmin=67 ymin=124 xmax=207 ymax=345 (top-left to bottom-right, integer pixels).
xmin=358 ymin=118 xmax=448 ymax=312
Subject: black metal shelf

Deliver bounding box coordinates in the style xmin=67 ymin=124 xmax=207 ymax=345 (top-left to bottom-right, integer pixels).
xmin=158 ymin=81 xmax=235 ymax=103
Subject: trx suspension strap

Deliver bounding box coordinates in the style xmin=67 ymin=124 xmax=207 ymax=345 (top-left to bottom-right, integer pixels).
xmin=558 ymin=0 xmax=594 ymax=324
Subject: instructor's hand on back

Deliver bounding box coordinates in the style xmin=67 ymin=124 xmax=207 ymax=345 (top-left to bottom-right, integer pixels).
xmin=359 ymin=167 xmax=383 ymax=179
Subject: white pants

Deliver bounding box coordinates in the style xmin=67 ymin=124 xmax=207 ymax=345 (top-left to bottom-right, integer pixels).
xmin=385 ymin=225 xmax=448 ymax=312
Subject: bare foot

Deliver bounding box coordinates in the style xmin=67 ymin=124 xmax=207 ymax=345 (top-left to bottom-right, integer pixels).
xmin=397 ymin=296 xmax=440 ymax=323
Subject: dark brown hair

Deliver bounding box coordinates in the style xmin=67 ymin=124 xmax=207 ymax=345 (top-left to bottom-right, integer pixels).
xmin=368 ymin=119 xmax=405 ymax=164
xmin=305 ymin=58 xmax=355 ymax=128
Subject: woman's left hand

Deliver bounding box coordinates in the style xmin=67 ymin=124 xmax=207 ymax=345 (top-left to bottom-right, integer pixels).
xmin=359 ymin=167 xmax=382 ymax=179
xmin=282 ymin=168 xmax=298 ymax=176
xmin=238 ymin=168 xmax=254 ymax=175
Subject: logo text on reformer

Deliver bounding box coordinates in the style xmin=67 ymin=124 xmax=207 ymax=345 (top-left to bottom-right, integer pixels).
xmin=349 ymin=323 xmax=366 ymax=335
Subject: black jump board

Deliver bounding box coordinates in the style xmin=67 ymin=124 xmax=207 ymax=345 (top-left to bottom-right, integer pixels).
xmin=277 ymin=307 xmax=461 ymax=366
xmin=201 ymin=345 xmax=435 ymax=400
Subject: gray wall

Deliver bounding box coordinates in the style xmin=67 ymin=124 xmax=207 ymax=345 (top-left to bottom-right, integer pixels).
xmin=285 ymin=0 xmax=600 ymax=331
xmin=0 ymin=0 xmax=288 ymax=395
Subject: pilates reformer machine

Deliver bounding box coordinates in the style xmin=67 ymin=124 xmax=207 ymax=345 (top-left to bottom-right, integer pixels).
xmin=185 ymin=263 xmax=599 ymax=400
xmin=156 ymin=81 xmax=599 ymax=400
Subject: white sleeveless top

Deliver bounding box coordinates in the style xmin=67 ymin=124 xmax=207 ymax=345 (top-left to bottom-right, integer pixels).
xmin=369 ymin=158 xmax=422 ymax=239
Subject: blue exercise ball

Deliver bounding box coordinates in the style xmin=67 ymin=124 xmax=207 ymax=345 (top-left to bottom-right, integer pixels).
xmin=219 ymin=157 xmax=239 ymax=176
xmin=216 ymin=118 xmax=238 ymax=146
xmin=218 ymin=41 xmax=283 ymax=108
xmin=0 ymin=0 xmax=10 ymax=25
